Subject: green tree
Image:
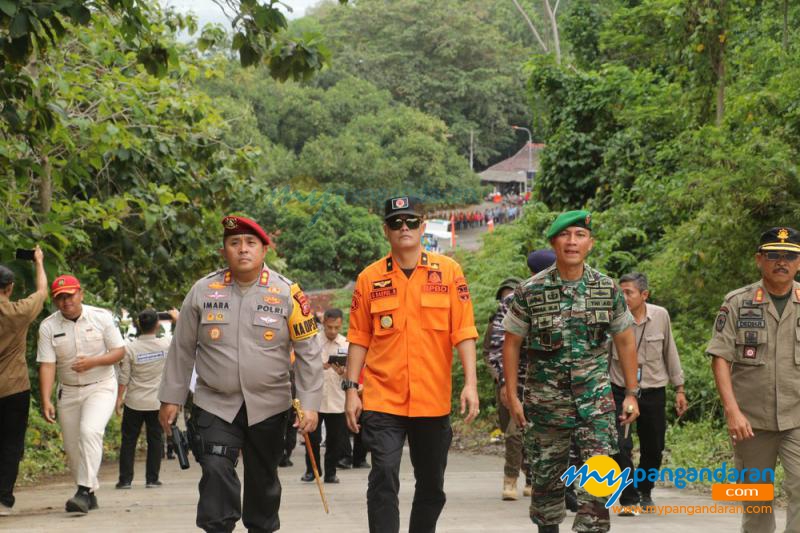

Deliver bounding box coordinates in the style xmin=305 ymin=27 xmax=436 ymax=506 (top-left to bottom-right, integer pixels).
xmin=311 ymin=0 xmax=531 ymax=167
xmin=1 ymin=15 xmax=256 ymax=311
xmin=255 ymin=195 xmax=387 ymax=289
xmin=297 ymin=106 xmax=483 ymax=211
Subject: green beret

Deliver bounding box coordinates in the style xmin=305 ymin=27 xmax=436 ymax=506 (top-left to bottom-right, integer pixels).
xmin=545 ymin=210 xmax=592 ymax=239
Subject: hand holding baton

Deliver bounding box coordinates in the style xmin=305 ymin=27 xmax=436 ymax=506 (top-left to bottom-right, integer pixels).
xmin=292 ymin=399 xmax=329 ymax=514
xmin=623 ymin=404 xmax=634 ymax=440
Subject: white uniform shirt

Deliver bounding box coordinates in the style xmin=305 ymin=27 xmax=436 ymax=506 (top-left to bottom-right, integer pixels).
xmin=37 ymin=304 xmax=125 ymax=386
xmin=318 ymin=333 xmax=347 ymax=414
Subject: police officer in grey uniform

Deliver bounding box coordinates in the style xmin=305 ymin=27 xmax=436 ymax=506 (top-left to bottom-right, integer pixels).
xmin=158 ymin=215 xmax=323 ymax=533
xmin=708 ymin=227 xmax=800 ymax=533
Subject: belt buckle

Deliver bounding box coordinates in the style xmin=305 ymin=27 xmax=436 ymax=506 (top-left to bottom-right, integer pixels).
xmin=211 ymin=445 xmax=224 ymax=455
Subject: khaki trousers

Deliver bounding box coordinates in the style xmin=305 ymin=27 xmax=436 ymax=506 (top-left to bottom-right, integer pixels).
xmin=57 ymin=377 xmax=117 ymax=490
xmin=733 ymin=427 xmax=800 ymax=533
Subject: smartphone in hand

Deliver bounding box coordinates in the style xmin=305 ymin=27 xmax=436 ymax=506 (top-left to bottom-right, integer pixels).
xmin=15 ymin=248 xmax=35 ymax=261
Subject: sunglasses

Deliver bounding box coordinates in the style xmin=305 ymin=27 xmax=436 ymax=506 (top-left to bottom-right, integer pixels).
xmin=762 ymin=251 xmax=800 ymax=262
xmin=386 ymin=216 xmax=421 ymax=230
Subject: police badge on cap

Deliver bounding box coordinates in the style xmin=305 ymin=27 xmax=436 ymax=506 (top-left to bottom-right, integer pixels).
xmin=221 ymin=215 xmax=271 ymax=245
xmin=758 ymin=227 xmax=800 ymax=253
xmin=384 ymin=196 xmax=423 ymax=220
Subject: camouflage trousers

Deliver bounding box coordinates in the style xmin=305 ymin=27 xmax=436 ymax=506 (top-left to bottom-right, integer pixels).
xmin=524 ymin=403 xmax=618 ymax=532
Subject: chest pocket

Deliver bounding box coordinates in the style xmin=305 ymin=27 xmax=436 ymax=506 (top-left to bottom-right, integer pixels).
xmin=734 ymin=328 xmax=767 ymax=366
xmin=421 ymin=292 xmax=450 ymax=331
xmin=52 ymin=334 xmax=72 ymax=358
xmin=253 ymin=312 xmax=285 ymax=345
xmin=200 ymin=312 xmax=230 ymax=344
xmin=644 ymin=333 xmax=665 ymax=360
xmin=794 ymin=328 xmax=800 ymax=366
xmin=82 ymin=328 xmax=106 ymax=355
xmin=371 ymin=296 xmax=400 ymax=336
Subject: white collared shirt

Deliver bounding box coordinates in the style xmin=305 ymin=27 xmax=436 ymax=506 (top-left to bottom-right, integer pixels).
xmin=37 ymin=305 xmax=125 ymax=386
xmin=318 ymin=333 xmax=348 ymax=413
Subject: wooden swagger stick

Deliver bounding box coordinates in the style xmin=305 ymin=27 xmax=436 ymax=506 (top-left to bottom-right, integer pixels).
xmin=292 ymin=399 xmax=330 ymax=514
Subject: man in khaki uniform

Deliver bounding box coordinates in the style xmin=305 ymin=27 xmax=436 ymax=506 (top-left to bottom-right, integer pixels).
xmin=37 ymin=274 xmax=126 ymax=513
xmin=115 ymin=308 xmax=178 ymax=489
xmin=609 ymin=272 xmax=688 ymax=512
xmin=0 ymin=246 xmax=47 ymax=516
xmin=158 ymin=215 xmax=322 ymax=533
xmin=708 ymin=226 xmax=800 ymax=533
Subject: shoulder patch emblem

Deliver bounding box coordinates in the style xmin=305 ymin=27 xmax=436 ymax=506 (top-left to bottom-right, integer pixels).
xmin=715 ymin=312 xmax=727 ymax=332
xmin=294 ymin=291 xmax=311 ymax=316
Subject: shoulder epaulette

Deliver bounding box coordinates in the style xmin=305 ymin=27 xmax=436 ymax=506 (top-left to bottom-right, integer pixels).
xmin=204 ymin=268 xmax=227 ymax=279
xmin=274 ymin=272 xmax=293 ymax=287
xmin=723 ymin=282 xmax=759 ymax=303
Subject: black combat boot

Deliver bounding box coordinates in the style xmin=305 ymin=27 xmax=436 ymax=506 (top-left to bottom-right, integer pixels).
xmin=538 ymin=525 xmax=559 ymax=533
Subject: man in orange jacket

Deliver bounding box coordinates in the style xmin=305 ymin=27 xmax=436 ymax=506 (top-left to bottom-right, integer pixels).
xmin=344 ymin=195 xmax=479 ymax=533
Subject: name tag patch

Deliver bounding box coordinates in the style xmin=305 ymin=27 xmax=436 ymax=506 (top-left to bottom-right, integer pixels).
xmin=586 ymin=299 xmax=612 ymax=310
xmin=737 ymin=319 xmax=765 ymax=329
xmin=370 ymin=288 xmax=398 ymax=300
xmin=136 ymin=351 xmax=165 ymax=364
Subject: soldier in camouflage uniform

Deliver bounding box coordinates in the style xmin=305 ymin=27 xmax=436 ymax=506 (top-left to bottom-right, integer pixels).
xmin=502 ymin=210 xmax=641 ymax=533
xmin=484 ymin=276 xmax=529 ymax=500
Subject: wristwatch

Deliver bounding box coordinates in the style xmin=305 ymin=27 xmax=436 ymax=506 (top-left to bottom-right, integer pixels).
xmin=625 ymin=387 xmax=641 ymax=398
xmin=341 ymin=379 xmax=359 ymax=391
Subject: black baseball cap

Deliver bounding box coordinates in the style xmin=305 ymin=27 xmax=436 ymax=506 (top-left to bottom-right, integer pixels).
xmin=384 ymin=196 xmax=424 ymax=220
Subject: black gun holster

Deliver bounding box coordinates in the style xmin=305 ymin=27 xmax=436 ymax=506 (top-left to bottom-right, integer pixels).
xmin=186 ymin=415 xmax=240 ymax=466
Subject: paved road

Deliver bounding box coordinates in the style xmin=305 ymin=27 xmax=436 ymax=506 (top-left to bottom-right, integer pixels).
xmin=2 ymin=446 xmax=784 ymax=532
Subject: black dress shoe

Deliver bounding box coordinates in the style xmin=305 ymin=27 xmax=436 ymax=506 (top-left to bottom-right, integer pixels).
xmin=89 ymin=492 xmax=98 ymax=511
xmin=146 ymin=480 xmax=163 ymax=488
xmin=324 ymin=476 xmax=340 ymax=484
xmin=337 ymin=458 xmax=352 ymax=470
xmin=278 ymin=455 xmax=293 ymax=467
xmin=353 ymin=461 xmax=371 ymax=469
xmin=115 ymin=481 xmax=132 ymax=489
xmin=65 ymin=488 xmax=91 ymax=514
xmin=301 ymin=472 xmax=315 ymax=482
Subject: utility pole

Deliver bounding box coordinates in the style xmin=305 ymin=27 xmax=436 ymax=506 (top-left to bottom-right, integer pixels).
xmin=469 ymin=129 xmax=474 ymax=170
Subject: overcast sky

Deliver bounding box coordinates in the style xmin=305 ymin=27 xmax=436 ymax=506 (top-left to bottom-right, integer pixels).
xmin=161 ymin=0 xmax=322 ymax=29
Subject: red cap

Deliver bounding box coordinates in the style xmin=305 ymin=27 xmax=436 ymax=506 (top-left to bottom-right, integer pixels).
xmin=221 ymin=215 xmax=270 ymax=245
xmin=51 ymin=275 xmax=81 ymax=297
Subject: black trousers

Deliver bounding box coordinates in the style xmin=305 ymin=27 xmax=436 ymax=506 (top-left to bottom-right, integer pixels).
xmin=119 ymin=405 xmax=163 ymax=484
xmin=305 ymin=412 xmax=345 ymax=479
xmin=612 ymin=385 xmax=667 ymax=503
xmin=283 ymin=407 xmax=297 ymax=458
xmin=194 ymin=404 xmax=287 ymax=533
xmin=360 ymin=411 xmax=452 ymax=533
xmin=0 ymin=390 xmax=30 ymax=508
xmin=341 ymin=428 xmax=369 ymax=465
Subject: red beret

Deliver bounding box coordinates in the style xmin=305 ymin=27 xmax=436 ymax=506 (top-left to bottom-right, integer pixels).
xmin=221 ymin=216 xmax=270 ymax=245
